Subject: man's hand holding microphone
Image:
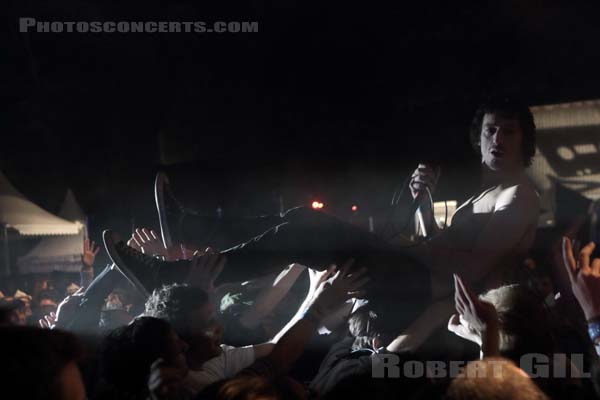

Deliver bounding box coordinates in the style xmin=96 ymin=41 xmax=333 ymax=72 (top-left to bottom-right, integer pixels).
xmin=409 ymin=163 xmax=441 ymax=236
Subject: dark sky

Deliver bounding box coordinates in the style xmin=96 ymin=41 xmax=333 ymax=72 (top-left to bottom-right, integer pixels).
xmin=3 ymin=0 xmax=600 ymax=241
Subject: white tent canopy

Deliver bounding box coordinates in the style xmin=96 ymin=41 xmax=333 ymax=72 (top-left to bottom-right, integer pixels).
xmin=58 ymin=189 xmax=86 ymax=223
xmin=17 ymin=189 xmax=86 ymax=274
xmin=0 ymin=172 xmax=80 ymax=236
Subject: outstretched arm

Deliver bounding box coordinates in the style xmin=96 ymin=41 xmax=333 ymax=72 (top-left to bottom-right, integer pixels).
xmin=270 ymin=265 xmax=338 ymax=343
xmin=265 ymin=260 xmax=368 ymax=374
xmin=239 ymin=263 xmax=306 ymax=330
xmin=562 ymin=238 xmax=600 ymax=356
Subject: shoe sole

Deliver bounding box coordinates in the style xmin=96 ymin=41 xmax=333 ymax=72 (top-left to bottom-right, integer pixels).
xmin=102 ymin=229 xmax=151 ymax=298
xmin=155 ymin=172 xmax=173 ymax=250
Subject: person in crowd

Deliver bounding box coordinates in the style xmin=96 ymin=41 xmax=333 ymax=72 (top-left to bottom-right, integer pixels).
xmin=37 ymin=238 xmax=104 ymax=329
xmin=561 ymin=237 xmax=600 ymax=398
xmin=309 ymin=305 xmax=385 ymax=397
xmin=449 ymin=273 xmax=591 ymax=398
xmin=98 ymin=316 xmax=189 ymax=400
xmin=0 ymin=296 xmax=29 ymax=325
xmin=100 ymin=97 xmax=540 ymax=353
xmin=217 ymin=264 xmax=306 ymax=346
xmin=447 ymin=274 xmax=552 ymax=360
xmin=196 ymin=258 xmax=368 ymax=400
xmin=562 ymin=238 xmax=600 ymax=355
xmin=395 ymin=96 xmax=540 ymax=350
xmin=37 ymin=289 xmax=60 ymax=316
xmin=445 ymin=357 xmax=548 ymax=400
xmin=9 ymin=289 xmax=33 ymax=325
xmin=144 ymin=283 xmax=275 ymax=397
xmin=0 ymin=326 xmax=86 ymax=400
xmin=144 ymin=258 xmax=366 ymax=396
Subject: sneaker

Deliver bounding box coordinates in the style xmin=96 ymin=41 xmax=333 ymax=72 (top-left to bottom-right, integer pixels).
xmin=155 ymin=172 xmax=186 ymax=249
xmin=102 ymin=229 xmax=190 ymax=297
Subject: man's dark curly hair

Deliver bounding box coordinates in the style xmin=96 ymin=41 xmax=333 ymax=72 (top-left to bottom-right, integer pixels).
xmin=99 ymin=316 xmax=175 ymax=398
xmin=470 ymin=96 xmax=536 ymax=167
xmin=144 ymin=283 xmax=209 ymax=336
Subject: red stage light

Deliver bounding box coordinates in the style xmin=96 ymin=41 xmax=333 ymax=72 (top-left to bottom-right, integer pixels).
xmin=351 ymin=205 xmax=358 ymax=212
xmin=312 ymin=201 xmax=320 ymax=209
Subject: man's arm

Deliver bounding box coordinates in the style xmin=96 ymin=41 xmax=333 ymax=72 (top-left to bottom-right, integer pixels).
xmin=562 ymin=238 xmax=600 ymax=356
xmin=239 ymin=263 xmax=306 ymax=330
xmin=252 ymin=342 xmax=275 ymax=358
xmin=270 ymin=266 xmax=337 ymax=343
xmin=264 ymin=260 xmax=368 ymax=374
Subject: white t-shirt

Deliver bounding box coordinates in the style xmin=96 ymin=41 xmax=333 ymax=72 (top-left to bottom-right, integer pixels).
xmin=183 ymin=345 xmax=255 ymax=395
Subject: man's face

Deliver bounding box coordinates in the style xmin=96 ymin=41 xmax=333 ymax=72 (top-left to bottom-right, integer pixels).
xmin=39 ymin=299 xmax=58 ymax=316
xmin=480 ymin=113 xmax=525 ymax=172
xmin=18 ymin=298 xmax=32 ymax=317
xmin=188 ymin=302 xmax=223 ymax=359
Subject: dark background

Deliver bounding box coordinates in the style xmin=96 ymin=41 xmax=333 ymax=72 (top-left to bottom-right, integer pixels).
xmin=3 ymin=0 xmax=600 ymax=261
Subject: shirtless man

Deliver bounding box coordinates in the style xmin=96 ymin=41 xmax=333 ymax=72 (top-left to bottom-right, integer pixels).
xmin=102 ymin=97 xmax=539 ymax=348
xmin=392 ymin=97 xmax=540 ymax=350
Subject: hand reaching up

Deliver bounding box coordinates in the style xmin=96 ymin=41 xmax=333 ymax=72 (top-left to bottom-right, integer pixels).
xmin=307 ymin=265 xmax=337 ymax=295
xmin=562 ymin=237 xmax=600 ymax=321
xmin=309 ymin=259 xmax=369 ymax=318
xmin=38 ymin=312 xmax=57 ymax=329
xmin=448 ymin=274 xmax=499 ymax=356
xmin=82 ymin=239 xmax=100 ymax=269
xmin=130 ymin=228 xmax=166 ymax=257
xmin=186 ymin=249 xmax=226 ymax=293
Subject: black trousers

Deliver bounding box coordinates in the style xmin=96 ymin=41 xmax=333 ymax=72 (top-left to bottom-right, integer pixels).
xmin=184 ymin=206 xmax=431 ymax=331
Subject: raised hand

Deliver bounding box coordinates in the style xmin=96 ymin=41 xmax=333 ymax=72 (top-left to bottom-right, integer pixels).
xmin=186 ymin=249 xmax=226 ymax=293
xmin=448 ymin=274 xmax=499 ymax=356
xmin=38 ymin=312 xmax=57 ymax=329
xmin=562 ymin=237 xmax=600 ymax=321
xmin=82 ymin=238 xmax=100 ymax=269
xmin=127 ymin=236 xmax=142 ymax=252
xmin=131 ymin=228 xmax=166 ymax=257
xmin=310 ymin=259 xmax=369 ymax=318
xmin=307 ymin=265 xmax=337 ymax=294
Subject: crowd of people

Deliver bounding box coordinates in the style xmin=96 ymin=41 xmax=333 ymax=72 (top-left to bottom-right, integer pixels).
xmin=3 ymin=97 xmax=600 ymax=399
